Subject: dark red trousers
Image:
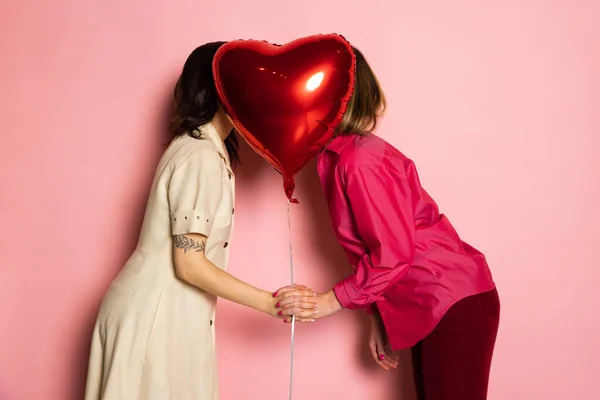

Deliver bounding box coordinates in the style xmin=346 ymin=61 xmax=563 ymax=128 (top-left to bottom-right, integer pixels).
xmin=411 ymin=289 xmax=500 ymax=400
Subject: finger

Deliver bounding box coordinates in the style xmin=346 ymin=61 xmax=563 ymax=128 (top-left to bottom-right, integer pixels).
xmin=277 ymin=290 xmax=316 ymax=301
xmin=277 ymin=296 xmax=318 ymax=308
xmin=383 ymin=353 xmax=398 ymax=366
xmin=285 ymin=316 xmax=315 ymax=323
xmin=278 ymin=306 xmax=318 ymax=317
xmin=368 ymin=340 xmax=380 ymax=364
xmin=382 ymin=358 xmax=398 ymax=369
xmin=295 ymin=308 xmax=319 ymax=318
xmin=274 ymin=284 xmax=311 ymax=296
xmin=374 ymin=341 xmax=390 ymax=371
xmin=377 ymin=359 xmax=390 ymax=371
xmin=273 ymin=285 xmax=296 ymax=296
xmin=277 ymin=295 xmax=317 ymax=307
xmin=382 ymin=343 xmax=398 ymax=368
xmin=280 ymin=303 xmax=318 ymax=313
xmin=386 ymin=361 xmax=398 ymax=369
xmin=281 ymin=308 xmax=318 ymax=321
xmin=280 ymin=288 xmax=315 ymax=296
xmin=385 ymin=351 xmax=398 ymax=364
xmin=370 ymin=339 xmax=390 ymax=370
xmin=293 ymin=284 xmax=311 ymax=290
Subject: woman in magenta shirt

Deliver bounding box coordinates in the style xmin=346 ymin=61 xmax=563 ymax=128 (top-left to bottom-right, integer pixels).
xmin=276 ymin=47 xmax=500 ymax=399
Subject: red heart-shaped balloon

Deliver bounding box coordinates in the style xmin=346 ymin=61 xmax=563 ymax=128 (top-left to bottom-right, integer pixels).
xmin=213 ymin=34 xmax=355 ymax=200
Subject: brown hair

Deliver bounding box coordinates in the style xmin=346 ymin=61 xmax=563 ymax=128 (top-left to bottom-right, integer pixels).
xmin=336 ymin=46 xmax=387 ymax=136
xmin=170 ymin=42 xmax=239 ymax=166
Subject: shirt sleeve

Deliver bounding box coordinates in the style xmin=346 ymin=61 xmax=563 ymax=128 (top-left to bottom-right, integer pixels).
xmin=333 ymin=165 xmax=416 ymax=310
xmin=168 ymin=153 xmax=224 ymax=237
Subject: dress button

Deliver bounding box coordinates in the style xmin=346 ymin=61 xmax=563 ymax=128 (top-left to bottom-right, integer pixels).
xmin=210 ymin=320 xmax=213 ymax=326
xmin=223 ymin=242 xmax=229 ymax=248
xmin=232 ymin=208 xmax=235 ymax=215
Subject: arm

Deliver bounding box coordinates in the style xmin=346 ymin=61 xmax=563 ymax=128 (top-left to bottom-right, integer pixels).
xmin=168 ymin=153 xmax=317 ymax=318
xmin=173 ymin=233 xmax=316 ymax=317
xmin=278 ymin=164 xmax=417 ymax=320
xmin=332 ymin=165 xmax=417 ymax=310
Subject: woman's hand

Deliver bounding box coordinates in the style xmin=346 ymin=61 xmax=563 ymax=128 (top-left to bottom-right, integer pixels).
xmin=275 ymin=287 xmax=342 ymax=323
xmin=267 ymin=285 xmax=319 ymax=322
xmin=368 ymin=313 xmax=398 ymax=371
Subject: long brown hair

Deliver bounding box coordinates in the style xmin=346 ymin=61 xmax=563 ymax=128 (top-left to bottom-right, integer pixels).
xmin=169 ymin=42 xmax=240 ymax=165
xmin=336 ymin=46 xmax=387 ymax=136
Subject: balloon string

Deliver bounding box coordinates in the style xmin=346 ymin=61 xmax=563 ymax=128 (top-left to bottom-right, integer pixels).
xmin=287 ymin=199 xmax=295 ymax=400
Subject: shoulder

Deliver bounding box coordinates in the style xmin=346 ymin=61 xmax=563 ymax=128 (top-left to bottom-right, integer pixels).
xmin=162 ymin=135 xmax=224 ymax=175
xmin=336 ymin=133 xmax=415 ymax=179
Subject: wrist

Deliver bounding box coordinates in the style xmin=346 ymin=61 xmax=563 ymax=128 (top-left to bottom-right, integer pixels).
xmin=325 ymin=290 xmax=342 ymax=313
xmin=258 ymin=289 xmax=274 ymax=314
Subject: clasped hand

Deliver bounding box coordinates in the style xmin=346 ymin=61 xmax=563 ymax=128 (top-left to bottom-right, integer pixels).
xmin=267 ymin=284 xmax=341 ymax=323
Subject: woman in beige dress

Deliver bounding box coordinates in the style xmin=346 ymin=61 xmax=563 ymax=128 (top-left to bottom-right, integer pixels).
xmin=84 ymin=42 xmax=318 ymax=400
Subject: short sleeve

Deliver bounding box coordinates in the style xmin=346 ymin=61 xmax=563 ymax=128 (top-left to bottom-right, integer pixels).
xmin=168 ymin=153 xmax=224 ymax=237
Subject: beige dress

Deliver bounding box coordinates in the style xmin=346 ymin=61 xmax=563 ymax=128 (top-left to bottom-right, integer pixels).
xmin=85 ymin=123 xmax=235 ymax=400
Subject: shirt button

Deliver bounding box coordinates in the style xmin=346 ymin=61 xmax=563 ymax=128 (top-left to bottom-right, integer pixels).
xmin=210 ymin=320 xmax=213 ymax=326
xmin=223 ymin=242 xmax=229 ymax=248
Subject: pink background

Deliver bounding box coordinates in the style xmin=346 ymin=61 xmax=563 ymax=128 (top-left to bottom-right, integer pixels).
xmin=1 ymin=1 xmax=599 ymax=399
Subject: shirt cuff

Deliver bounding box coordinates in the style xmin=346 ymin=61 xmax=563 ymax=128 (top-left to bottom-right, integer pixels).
xmin=333 ymin=278 xmax=373 ymax=311
xmin=170 ymin=210 xmax=214 ymax=236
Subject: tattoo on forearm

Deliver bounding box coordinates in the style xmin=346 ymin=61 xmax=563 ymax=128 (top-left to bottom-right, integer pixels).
xmin=173 ymin=235 xmax=206 ymax=254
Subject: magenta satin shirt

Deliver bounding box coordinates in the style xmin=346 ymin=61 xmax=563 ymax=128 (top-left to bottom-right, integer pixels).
xmin=318 ymin=133 xmax=496 ymax=350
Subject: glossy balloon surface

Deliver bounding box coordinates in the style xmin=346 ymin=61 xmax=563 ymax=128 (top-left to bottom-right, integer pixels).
xmin=213 ymin=34 xmax=355 ymax=199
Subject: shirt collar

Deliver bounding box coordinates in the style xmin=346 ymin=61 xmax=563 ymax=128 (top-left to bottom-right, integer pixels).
xmin=324 ymin=134 xmax=356 ymax=154
xmin=193 ymin=122 xmax=232 ymax=168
